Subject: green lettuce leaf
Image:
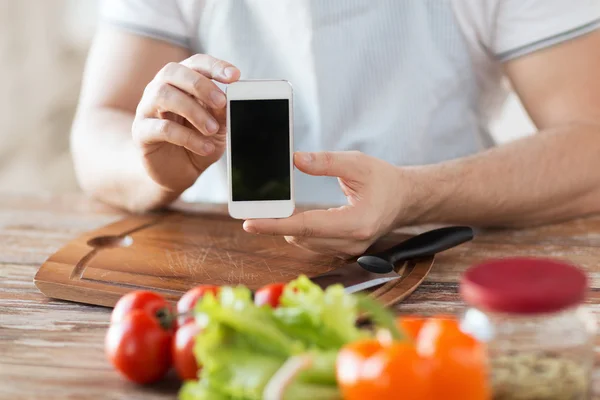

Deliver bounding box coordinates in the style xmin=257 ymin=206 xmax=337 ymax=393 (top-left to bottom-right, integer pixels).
xmin=181 ymin=285 xmax=296 ymax=399
xmin=177 ymin=276 xmax=373 ymax=400
xmin=274 ymin=276 xmax=364 ymax=349
xmin=179 ymin=379 xmax=229 ymax=400
xmin=195 ymin=324 xmax=285 ymax=398
xmin=180 ymin=374 xmax=341 ymax=400
xmin=295 ymin=350 xmax=338 ymax=386
xmin=181 ymin=345 xmax=341 ymax=400
xmin=195 ymin=286 xmax=303 ymax=358
xmin=283 ymin=383 xmax=341 ymax=400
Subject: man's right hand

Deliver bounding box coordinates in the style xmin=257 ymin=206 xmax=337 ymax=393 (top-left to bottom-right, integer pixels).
xmin=132 ymin=54 xmax=240 ymax=193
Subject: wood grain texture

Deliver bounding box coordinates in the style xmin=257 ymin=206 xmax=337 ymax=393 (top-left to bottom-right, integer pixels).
xmin=2 ymin=194 xmax=600 ymax=399
xmin=33 ymin=209 xmax=435 ymax=308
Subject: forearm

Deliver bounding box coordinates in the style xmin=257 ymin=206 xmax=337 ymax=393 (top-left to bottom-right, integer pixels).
xmin=71 ymin=107 xmax=180 ymax=212
xmin=407 ymin=123 xmax=600 ymax=227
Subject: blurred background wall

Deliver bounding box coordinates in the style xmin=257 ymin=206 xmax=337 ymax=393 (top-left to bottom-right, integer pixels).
xmin=0 ymin=0 xmax=98 ymax=193
xmin=0 ymin=0 xmax=533 ymax=195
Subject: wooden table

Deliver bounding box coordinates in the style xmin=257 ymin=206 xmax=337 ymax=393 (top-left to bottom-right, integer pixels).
xmin=1 ymin=193 xmax=600 ymax=399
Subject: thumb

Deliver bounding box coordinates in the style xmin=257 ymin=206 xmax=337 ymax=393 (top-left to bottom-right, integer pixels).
xmin=294 ymin=151 xmax=367 ymax=180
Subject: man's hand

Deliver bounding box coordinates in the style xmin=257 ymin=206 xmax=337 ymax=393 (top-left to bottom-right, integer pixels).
xmin=133 ymin=54 xmax=240 ymax=193
xmin=243 ymin=151 xmax=418 ymax=257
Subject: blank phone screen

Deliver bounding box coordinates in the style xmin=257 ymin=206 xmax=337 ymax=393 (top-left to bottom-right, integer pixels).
xmin=230 ymin=99 xmax=291 ymax=201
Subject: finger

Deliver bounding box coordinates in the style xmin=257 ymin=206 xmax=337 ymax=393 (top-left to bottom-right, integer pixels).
xmin=180 ymin=54 xmax=241 ymax=84
xmin=284 ymin=236 xmax=363 ymax=258
xmin=133 ymin=118 xmax=215 ymax=156
xmin=157 ymin=62 xmax=227 ymax=109
xmin=294 ymin=151 xmax=368 ymax=181
xmin=143 ymin=83 xmax=220 ymax=136
xmin=243 ymin=208 xmax=356 ymax=238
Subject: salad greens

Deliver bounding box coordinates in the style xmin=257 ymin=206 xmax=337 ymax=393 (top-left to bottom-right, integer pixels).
xmin=178 ymin=275 xmax=393 ymax=400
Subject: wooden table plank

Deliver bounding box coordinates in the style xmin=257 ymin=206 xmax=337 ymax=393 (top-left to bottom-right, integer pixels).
xmin=0 ymin=364 xmax=180 ymax=400
xmin=1 ymin=193 xmax=600 ymax=399
xmin=0 ymin=194 xmax=123 ymax=265
xmin=420 ymin=242 xmax=600 ymax=285
xmin=475 ymin=217 xmax=600 ymax=247
xmin=0 ymin=262 xmax=178 ymax=400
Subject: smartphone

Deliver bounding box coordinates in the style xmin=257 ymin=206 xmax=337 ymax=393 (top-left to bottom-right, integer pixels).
xmin=226 ymin=80 xmax=295 ymax=219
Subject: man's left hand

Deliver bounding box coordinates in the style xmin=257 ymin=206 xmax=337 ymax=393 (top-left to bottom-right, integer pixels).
xmin=243 ymin=151 xmax=420 ymax=257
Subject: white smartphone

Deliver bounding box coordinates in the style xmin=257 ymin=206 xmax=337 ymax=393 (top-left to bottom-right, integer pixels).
xmin=226 ymin=80 xmax=295 ymax=219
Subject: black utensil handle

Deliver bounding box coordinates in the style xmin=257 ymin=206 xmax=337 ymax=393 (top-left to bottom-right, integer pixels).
xmin=357 ymin=226 xmax=474 ymax=274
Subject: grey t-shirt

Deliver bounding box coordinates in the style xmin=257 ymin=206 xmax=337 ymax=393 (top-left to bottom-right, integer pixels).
xmin=101 ymin=0 xmax=600 ymax=205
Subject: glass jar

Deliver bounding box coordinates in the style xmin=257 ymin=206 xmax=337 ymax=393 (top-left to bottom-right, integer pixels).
xmin=459 ymin=257 xmax=596 ymax=400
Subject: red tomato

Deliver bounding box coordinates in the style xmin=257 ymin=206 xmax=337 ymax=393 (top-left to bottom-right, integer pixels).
xmin=254 ymin=283 xmax=286 ymax=308
xmin=173 ymin=321 xmax=203 ymax=381
xmin=111 ymin=290 xmax=175 ymax=331
xmin=416 ymin=317 xmax=490 ymax=400
xmin=177 ymin=285 xmax=220 ymax=325
xmin=337 ymin=338 xmax=432 ymax=400
xmin=105 ymin=310 xmax=173 ymax=384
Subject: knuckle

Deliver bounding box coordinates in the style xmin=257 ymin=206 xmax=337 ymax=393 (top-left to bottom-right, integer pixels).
xmin=157 ymin=119 xmax=173 ymax=141
xmin=299 ymin=214 xmax=315 ymax=237
xmin=322 ymin=152 xmax=335 ymax=172
xmin=141 ymin=81 xmax=157 ymax=101
xmin=183 ymin=130 xmax=192 ymax=149
xmin=350 ymin=151 xmax=365 ymax=165
xmin=351 ymin=224 xmax=377 ymax=241
xmin=154 ymin=83 xmax=172 ymax=102
xmin=299 ymin=225 xmax=315 ymax=237
xmin=138 ymin=87 xmax=162 ymax=118
xmin=131 ymin=119 xmax=143 ymax=144
xmin=350 ymin=151 xmax=370 ymax=176
xmin=346 ymin=243 xmax=369 ymax=257
xmin=133 ymin=101 xmax=145 ymax=118
xmin=210 ymin=59 xmax=226 ymax=76
xmin=159 ymin=62 xmax=179 ymax=79
xmin=191 ymin=74 xmax=206 ymax=95
xmin=189 ymin=53 xmax=206 ymax=64
xmin=285 ymin=236 xmax=302 ymax=246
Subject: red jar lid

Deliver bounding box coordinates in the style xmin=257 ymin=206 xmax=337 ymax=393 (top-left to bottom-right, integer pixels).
xmin=460 ymin=257 xmax=588 ymax=314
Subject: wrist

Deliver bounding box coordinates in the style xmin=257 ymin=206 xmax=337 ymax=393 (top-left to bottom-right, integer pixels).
xmin=123 ymin=153 xmax=189 ymax=213
xmin=393 ymin=164 xmax=453 ymax=227
xmin=108 ymin=175 xmax=180 ymax=214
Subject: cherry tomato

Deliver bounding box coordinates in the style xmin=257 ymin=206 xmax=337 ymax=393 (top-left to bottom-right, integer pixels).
xmin=173 ymin=321 xmax=203 ymax=381
xmin=105 ymin=309 xmax=173 ymax=384
xmin=416 ymin=317 xmax=490 ymax=400
xmin=177 ymin=285 xmax=220 ymax=325
xmin=111 ymin=290 xmax=175 ymax=331
xmin=254 ymin=283 xmax=286 ymax=308
xmin=337 ymin=338 xmax=432 ymax=400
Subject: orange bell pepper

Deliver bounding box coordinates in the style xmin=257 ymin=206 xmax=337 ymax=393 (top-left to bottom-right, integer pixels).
xmin=337 ymin=315 xmax=490 ymax=400
xmin=396 ymin=315 xmax=428 ymax=340
xmin=416 ymin=317 xmax=490 ymax=400
xmin=336 ymin=338 xmax=432 ymax=400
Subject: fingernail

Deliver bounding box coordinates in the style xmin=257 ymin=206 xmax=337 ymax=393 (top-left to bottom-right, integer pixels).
xmin=301 ymin=152 xmax=313 ymax=164
xmin=205 ymin=118 xmax=219 ymax=134
xmin=210 ymin=90 xmax=226 ymax=108
xmin=203 ymin=142 xmax=215 ymax=154
xmin=243 ymin=222 xmax=256 ymax=233
xmin=223 ymin=66 xmax=236 ymax=79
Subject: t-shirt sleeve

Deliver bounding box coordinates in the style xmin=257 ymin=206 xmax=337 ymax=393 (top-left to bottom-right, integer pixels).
xmin=99 ymin=0 xmax=191 ymax=49
xmin=492 ymin=0 xmax=600 ymax=61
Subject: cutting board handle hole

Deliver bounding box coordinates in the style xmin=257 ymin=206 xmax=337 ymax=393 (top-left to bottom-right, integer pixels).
xmin=87 ymin=235 xmax=133 ymax=249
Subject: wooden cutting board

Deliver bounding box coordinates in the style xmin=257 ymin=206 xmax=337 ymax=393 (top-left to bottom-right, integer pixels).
xmin=34 ymin=207 xmax=435 ymax=308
